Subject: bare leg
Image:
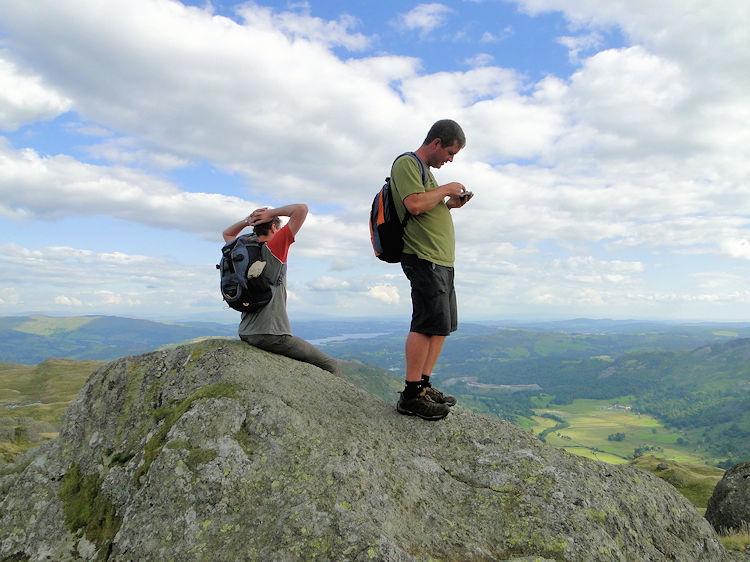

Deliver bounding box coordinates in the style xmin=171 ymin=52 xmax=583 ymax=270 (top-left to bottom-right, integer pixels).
xmin=422 ymin=335 xmax=446 ymax=376
xmin=405 ymin=331 xmax=429 ymax=382
xmin=405 ymin=332 xmax=446 ymax=381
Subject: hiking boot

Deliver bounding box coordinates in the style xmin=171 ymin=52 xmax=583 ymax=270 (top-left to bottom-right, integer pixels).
xmin=423 ymin=385 xmax=457 ymax=407
xmin=396 ymin=390 xmax=450 ymax=421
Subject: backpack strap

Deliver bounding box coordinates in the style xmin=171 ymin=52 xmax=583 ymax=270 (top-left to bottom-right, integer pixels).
xmin=393 ymin=152 xmax=429 ymax=185
xmin=403 ymin=151 xmax=429 ymax=185
xmin=251 ymin=233 xmax=287 ymax=287
xmin=391 ymin=151 xmax=429 ymax=226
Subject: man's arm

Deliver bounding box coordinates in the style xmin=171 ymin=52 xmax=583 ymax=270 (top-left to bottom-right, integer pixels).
xmin=222 ymin=216 xmax=251 ymax=243
xmin=248 ymin=203 xmax=309 ymax=236
xmin=404 ymin=182 xmax=469 ymax=215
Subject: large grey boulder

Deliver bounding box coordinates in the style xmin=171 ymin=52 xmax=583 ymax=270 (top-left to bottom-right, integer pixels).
xmin=706 ymin=461 xmax=750 ymax=533
xmin=0 ymin=339 xmax=729 ymax=560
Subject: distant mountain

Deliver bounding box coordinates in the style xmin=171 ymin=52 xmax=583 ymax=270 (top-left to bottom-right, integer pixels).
xmin=324 ymin=321 xmax=750 ymax=378
xmin=0 ymin=315 xmax=236 ymax=364
xmin=0 ymin=315 xmax=416 ymax=365
xmin=7 ymin=314 xmax=749 ymax=367
xmin=501 ymin=318 xmax=750 ymax=336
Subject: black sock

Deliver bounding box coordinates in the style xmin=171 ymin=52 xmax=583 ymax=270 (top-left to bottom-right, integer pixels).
xmin=403 ymin=380 xmax=421 ymax=400
xmin=421 ymin=374 xmax=432 ymax=388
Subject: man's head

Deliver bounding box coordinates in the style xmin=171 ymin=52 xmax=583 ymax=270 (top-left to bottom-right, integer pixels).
xmin=424 ymin=119 xmax=466 ymax=150
xmin=422 ymin=119 xmax=465 ymax=169
xmin=253 ymin=217 xmax=281 ymax=238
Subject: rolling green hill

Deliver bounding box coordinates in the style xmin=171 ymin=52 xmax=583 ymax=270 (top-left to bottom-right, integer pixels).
xmin=0 ymin=315 xmax=236 ymax=364
xmin=630 ymin=455 xmax=725 ymax=510
xmin=0 ymin=315 xmax=408 ymax=365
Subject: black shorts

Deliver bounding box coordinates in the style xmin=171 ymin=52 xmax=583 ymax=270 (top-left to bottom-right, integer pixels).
xmin=401 ymin=253 xmax=457 ymax=336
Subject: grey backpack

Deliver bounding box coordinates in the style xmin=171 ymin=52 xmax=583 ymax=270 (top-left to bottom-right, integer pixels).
xmin=217 ymin=235 xmax=285 ymax=312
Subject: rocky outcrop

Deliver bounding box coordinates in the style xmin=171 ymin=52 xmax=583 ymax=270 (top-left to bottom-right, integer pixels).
xmin=0 ymin=339 xmax=729 ymax=560
xmin=706 ymin=461 xmax=750 ymax=533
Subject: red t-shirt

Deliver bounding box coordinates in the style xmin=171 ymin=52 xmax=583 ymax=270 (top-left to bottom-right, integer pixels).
xmin=266 ymin=224 xmax=295 ymax=262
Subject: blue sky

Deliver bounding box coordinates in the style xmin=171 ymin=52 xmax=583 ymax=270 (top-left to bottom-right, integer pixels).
xmin=1 ymin=0 xmax=750 ymax=324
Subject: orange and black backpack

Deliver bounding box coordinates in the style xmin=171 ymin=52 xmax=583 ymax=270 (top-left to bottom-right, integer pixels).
xmin=369 ymin=152 xmax=428 ymax=263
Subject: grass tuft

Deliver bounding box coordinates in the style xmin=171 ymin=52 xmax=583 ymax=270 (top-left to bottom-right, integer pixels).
xmin=719 ymin=521 xmax=750 ymax=552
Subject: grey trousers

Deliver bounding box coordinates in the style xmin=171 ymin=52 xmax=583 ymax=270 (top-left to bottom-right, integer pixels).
xmin=240 ymin=334 xmax=339 ymax=374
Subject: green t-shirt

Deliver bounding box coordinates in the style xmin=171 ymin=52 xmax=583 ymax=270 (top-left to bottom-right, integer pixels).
xmin=391 ymin=154 xmax=455 ymax=267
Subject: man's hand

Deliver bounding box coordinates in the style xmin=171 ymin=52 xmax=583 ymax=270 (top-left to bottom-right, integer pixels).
xmin=442 ymin=181 xmax=466 ymax=198
xmin=246 ymin=203 xmax=308 ymax=236
xmin=247 ymin=207 xmax=271 ymax=226
xmin=446 ymin=184 xmax=473 ymax=209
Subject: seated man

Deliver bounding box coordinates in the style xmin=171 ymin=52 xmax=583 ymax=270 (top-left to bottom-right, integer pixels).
xmin=222 ymin=203 xmax=339 ymax=374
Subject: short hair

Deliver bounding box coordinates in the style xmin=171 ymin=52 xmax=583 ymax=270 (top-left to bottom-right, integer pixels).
xmin=253 ymin=217 xmax=281 ymax=236
xmin=423 ymin=119 xmax=466 ymax=150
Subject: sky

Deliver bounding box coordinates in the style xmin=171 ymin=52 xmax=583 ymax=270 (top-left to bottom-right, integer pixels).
xmin=1 ymin=0 xmax=750 ymax=325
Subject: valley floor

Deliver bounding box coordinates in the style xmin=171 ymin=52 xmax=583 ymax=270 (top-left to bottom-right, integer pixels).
xmin=530 ymin=397 xmax=717 ymax=465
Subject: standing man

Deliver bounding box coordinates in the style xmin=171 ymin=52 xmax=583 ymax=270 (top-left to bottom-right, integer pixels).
xmin=222 ymin=204 xmax=339 ymax=374
xmin=391 ymin=119 xmax=472 ymax=420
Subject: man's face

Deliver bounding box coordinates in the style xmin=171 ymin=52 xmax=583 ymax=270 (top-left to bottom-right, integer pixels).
xmin=429 ymin=139 xmax=461 ymax=168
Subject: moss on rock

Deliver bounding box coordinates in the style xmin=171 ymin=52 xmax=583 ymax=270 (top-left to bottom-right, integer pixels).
xmin=59 ymin=464 xmax=121 ymax=559
xmin=134 ymin=382 xmax=239 ymax=486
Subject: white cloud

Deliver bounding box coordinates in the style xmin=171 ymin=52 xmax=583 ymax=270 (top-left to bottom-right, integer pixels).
xmin=480 ymin=26 xmax=513 ymax=44
xmin=0 ymin=54 xmax=72 ymax=131
xmin=0 ymin=140 xmax=252 ymax=239
xmin=498 ymin=0 xmax=750 ymax=170
xmin=84 ymin=136 xmax=191 ymax=170
xmin=557 ymin=32 xmax=602 ymax=64
xmin=719 ymin=238 xmax=750 ymax=260
xmin=549 ymin=256 xmax=644 ymax=284
xmin=0 ymin=0 xmax=420 ymax=203
xmin=0 ymin=242 xmax=219 ymax=316
xmin=465 ymin=53 xmax=494 ymax=68
xmin=521 ymin=0 xmax=750 ymax=81
xmin=0 ymin=287 xmax=21 ymax=306
xmin=395 ymin=4 xmax=455 ymax=35
xmin=236 ymin=2 xmax=369 ymax=51
xmin=64 ymin=121 xmax=112 ymax=137
xmin=55 ymin=295 xmax=83 ymax=306
xmin=308 ymin=276 xmax=351 ymax=291
xmin=367 ymin=284 xmax=401 ymax=305
xmin=564 ymin=46 xmax=689 ymax=154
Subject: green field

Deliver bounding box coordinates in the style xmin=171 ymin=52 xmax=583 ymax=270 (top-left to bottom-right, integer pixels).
xmin=532 ymin=398 xmax=713 ymax=465
xmin=0 ymin=359 xmax=104 ymax=463
xmin=14 ymin=315 xmax=97 ymax=336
